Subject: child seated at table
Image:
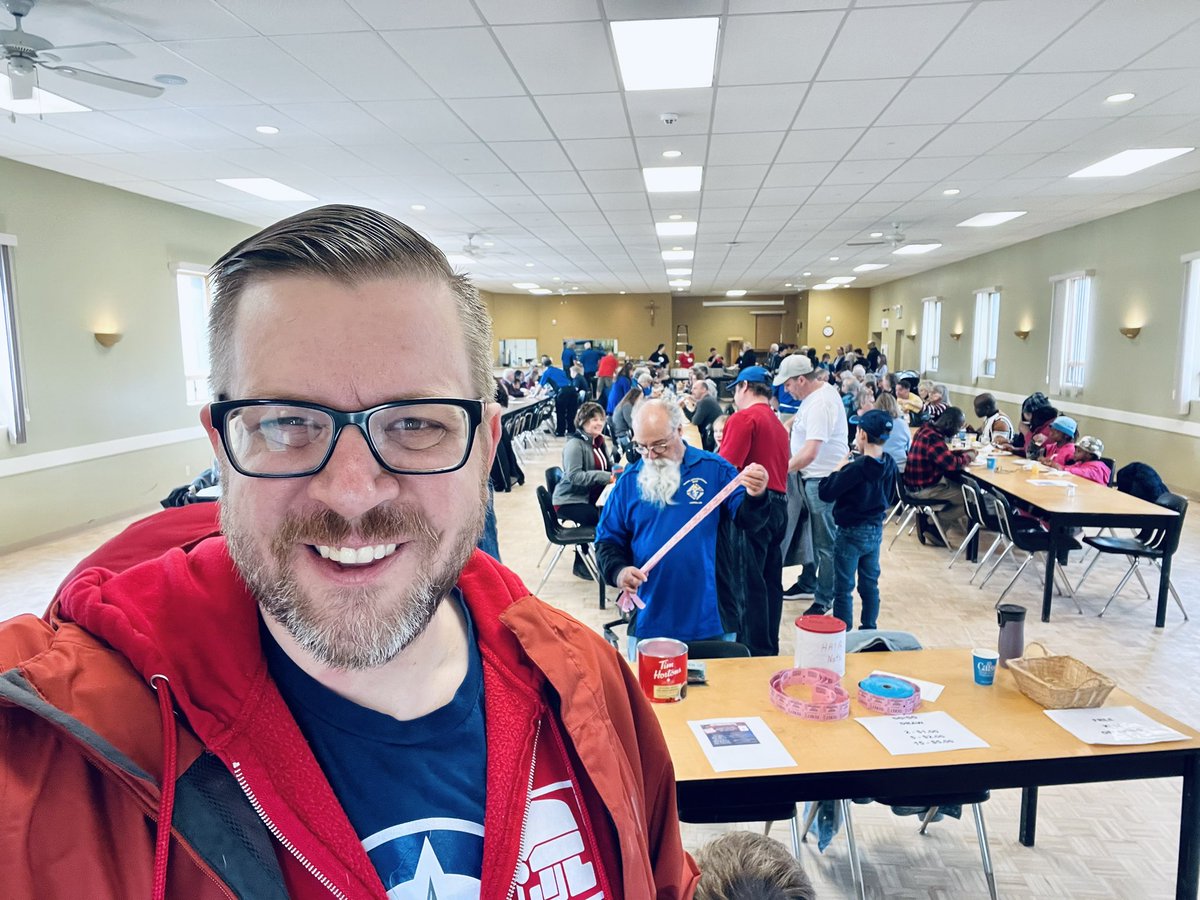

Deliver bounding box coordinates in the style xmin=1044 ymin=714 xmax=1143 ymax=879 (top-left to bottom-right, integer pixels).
xmin=1036 ymin=415 xmax=1077 ymax=466
xmin=693 ymin=831 xmax=816 ymax=900
xmin=1047 ymin=434 xmax=1110 ymax=485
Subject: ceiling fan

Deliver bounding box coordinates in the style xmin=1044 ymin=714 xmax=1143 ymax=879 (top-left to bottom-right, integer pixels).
xmin=846 ymin=222 xmax=941 ymax=250
xmin=1 ymin=0 xmax=163 ymax=102
xmin=460 ymin=233 xmax=506 ymax=259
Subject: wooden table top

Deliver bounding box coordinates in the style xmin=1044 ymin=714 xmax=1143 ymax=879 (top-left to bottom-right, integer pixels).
xmin=967 ymin=462 xmax=1175 ymax=518
xmin=652 ymin=650 xmax=1200 ymax=783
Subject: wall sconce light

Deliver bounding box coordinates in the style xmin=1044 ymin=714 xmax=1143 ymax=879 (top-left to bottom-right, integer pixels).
xmin=1013 ymin=329 xmax=1030 ymax=341
xmin=94 ymin=331 xmax=123 ymax=348
xmin=1119 ymin=326 xmax=1141 ymax=339
xmin=949 ymin=330 xmax=963 ymax=341
xmin=905 ymin=331 xmax=917 ymax=341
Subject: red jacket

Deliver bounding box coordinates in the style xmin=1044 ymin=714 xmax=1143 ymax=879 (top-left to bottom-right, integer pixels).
xmin=597 ymin=354 xmax=619 ymax=378
xmin=1 ymin=520 xmax=697 ymax=899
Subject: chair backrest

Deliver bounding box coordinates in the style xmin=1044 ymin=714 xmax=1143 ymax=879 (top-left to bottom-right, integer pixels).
xmin=687 ymin=639 xmax=751 ymax=659
xmin=535 ymin=486 xmax=561 ymax=541
xmin=1152 ymin=492 xmax=1188 ymax=555
xmin=1100 ymin=457 xmax=1117 ymax=487
xmin=960 ymin=475 xmax=984 ymax=526
xmin=545 ymin=466 xmax=563 ymax=495
xmin=990 ymin=490 xmax=1017 ymax=541
xmin=846 ymin=630 xmax=922 ymax=653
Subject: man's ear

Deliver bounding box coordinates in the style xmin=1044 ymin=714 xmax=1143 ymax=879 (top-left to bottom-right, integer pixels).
xmin=199 ymin=404 xmax=222 ymax=457
xmin=483 ymin=401 xmax=502 ymax=467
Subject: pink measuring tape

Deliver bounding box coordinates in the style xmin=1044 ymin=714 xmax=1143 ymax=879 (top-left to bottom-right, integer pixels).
xmin=768 ymin=667 xmax=851 ymax=721
xmin=617 ymin=472 xmax=746 ymax=613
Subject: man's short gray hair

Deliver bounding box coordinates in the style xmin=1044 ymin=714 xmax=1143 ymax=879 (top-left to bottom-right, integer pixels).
xmin=207 ymin=204 xmax=494 ymax=401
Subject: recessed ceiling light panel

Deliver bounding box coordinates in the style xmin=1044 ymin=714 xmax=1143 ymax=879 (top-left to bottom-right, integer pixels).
xmin=643 ymin=166 xmax=703 ymax=192
xmin=611 ymin=18 xmax=719 ymax=91
xmin=665 ymin=267 xmax=692 ymax=276
xmin=853 ymin=263 xmax=889 ymax=272
xmin=726 ymin=289 xmax=747 ymax=297
xmin=662 ymin=250 xmax=695 ymax=261
xmin=957 ymin=211 xmax=1027 ymax=227
xmin=1105 ymin=92 xmax=1135 ymax=103
xmin=1069 ymin=148 xmax=1194 ymax=178
xmin=217 ymin=178 xmax=315 ymax=201
xmin=826 ymin=276 xmax=856 ymax=285
xmin=655 ymin=221 xmax=698 ymax=237
xmin=892 ymin=242 xmax=942 ymax=255
xmin=512 ymin=282 xmax=539 ymax=289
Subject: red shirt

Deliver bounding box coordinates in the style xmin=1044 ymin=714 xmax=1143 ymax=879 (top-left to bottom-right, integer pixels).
xmin=718 ymin=401 xmax=789 ymax=493
xmin=596 ymin=354 xmax=619 ymax=377
xmin=677 ymin=352 xmax=694 ymax=368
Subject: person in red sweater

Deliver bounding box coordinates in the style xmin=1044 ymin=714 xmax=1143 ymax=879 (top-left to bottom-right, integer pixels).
xmin=595 ymin=348 xmax=619 ymax=406
xmin=677 ymin=343 xmax=695 ymax=368
xmin=720 ymin=365 xmax=791 ymax=656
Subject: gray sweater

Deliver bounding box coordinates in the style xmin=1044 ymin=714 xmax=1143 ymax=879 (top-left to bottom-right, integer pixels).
xmin=552 ymin=432 xmax=613 ymax=506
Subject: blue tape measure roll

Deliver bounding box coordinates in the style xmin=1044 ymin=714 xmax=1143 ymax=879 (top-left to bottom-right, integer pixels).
xmin=859 ymin=675 xmax=917 ymax=699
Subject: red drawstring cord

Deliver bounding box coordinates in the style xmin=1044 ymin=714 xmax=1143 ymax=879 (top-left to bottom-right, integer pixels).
xmin=150 ymin=674 xmax=178 ymax=900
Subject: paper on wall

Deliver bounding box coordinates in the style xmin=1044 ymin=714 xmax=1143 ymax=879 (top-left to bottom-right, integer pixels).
xmin=687 ymin=717 xmax=798 ymax=773
xmin=1044 ymin=706 xmax=1188 ymax=745
xmin=856 ymin=711 xmax=989 ymax=756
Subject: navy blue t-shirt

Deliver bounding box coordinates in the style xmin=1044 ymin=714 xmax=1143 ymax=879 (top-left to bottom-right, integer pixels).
xmin=263 ymin=593 xmax=487 ymax=896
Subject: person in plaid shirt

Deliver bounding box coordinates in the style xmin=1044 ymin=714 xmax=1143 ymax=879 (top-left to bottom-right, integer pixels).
xmin=903 ymin=407 xmax=976 ymax=538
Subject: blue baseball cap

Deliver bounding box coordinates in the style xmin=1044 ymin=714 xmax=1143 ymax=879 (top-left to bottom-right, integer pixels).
xmin=849 ymin=409 xmax=895 ymax=439
xmin=729 ymin=365 xmax=771 ymax=388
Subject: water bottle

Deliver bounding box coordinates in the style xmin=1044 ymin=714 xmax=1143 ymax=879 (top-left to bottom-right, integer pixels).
xmin=997 ymin=604 xmax=1027 ymax=669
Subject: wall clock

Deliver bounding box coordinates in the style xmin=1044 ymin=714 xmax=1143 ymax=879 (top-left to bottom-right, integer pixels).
xmin=822 ymin=325 xmax=835 ymax=337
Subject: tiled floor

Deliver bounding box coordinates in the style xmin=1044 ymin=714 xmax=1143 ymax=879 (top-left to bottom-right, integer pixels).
xmin=2 ymin=434 xmax=1196 ymax=899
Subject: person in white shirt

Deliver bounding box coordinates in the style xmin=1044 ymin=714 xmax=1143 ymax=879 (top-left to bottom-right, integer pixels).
xmin=972 ymin=392 xmax=1014 ymax=444
xmin=774 ymin=354 xmax=850 ymax=614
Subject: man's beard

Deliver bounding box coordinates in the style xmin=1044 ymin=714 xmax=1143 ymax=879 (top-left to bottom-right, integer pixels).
xmin=222 ymin=477 xmax=487 ymax=670
xmin=637 ymin=456 xmax=681 ymax=508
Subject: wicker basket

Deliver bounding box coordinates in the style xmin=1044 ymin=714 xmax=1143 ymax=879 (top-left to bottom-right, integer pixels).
xmin=1007 ymin=642 xmax=1116 ymax=709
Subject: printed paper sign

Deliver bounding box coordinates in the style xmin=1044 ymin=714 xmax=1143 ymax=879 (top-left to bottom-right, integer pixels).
xmin=688 ymin=717 xmax=797 ymax=773
xmin=1044 ymin=706 xmax=1188 ymax=745
xmin=856 ymin=711 xmax=989 ymax=756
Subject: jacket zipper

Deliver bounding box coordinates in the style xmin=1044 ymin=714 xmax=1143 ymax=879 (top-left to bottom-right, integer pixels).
xmin=505 ymin=719 xmax=542 ymax=900
xmin=231 ymin=761 xmax=350 ymax=900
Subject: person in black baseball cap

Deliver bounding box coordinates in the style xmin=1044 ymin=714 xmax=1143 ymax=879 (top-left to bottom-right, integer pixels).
xmin=817 ymin=409 xmax=898 ymax=630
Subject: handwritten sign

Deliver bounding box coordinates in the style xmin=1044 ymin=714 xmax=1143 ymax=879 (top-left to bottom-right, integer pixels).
xmin=1044 ymin=707 xmax=1187 ymax=745
xmin=856 ymin=711 xmax=989 ymax=756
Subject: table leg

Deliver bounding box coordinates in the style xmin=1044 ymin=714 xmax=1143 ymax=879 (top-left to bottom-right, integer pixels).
xmin=1041 ymin=529 xmax=1058 ymax=623
xmin=1019 ymin=786 xmax=1038 ymax=847
xmin=1179 ymin=751 xmax=1199 ymax=899
xmin=1156 ymin=551 xmax=1174 ymax=629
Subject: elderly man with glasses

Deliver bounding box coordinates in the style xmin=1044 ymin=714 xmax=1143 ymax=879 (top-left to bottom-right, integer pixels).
xmin=596 ymin=399 xmax=770 ymax=658
xmin=0 ymin=206 xmax=698 ymax=900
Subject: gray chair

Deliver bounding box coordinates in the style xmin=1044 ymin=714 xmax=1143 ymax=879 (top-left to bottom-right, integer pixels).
xmin=978 ymin=492 xmax=1080 ymax=610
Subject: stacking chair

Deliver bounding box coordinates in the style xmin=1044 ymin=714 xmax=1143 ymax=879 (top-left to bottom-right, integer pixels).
xmin=1100 ymin=456 xmax=1118 ymax=488
xmin=1075 ymin=492 xmax=1188 ymax=620
xmin=534 ymin=486 xmax=602 ymax=605
xmin=535 ymin=467 xmax=565 ymax=568
xmin=801 ymin=631 xmax=998 ymax=900
xmin=888 ymin=479 xmax=952 ymax=551
xmin=948 ymin=475 xmax=1007 ymax=575
xmin=979 ymin=492 xmax=1081 ymax=610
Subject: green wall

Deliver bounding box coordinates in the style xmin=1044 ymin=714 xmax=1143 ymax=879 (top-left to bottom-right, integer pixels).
xmin=868 ymin=189 xmax=1200 ymax=493
xmin=0 ymin=157 xmax=253 ymax=550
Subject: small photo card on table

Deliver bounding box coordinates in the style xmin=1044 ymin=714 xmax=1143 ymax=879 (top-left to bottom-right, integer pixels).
xmin=1044 ymin=706 xmax=1188 ymax=745
xmin=688 ymin=717 xmax=797 ymax=773
xmin=857 ymin=711 xmax=989 ymax=756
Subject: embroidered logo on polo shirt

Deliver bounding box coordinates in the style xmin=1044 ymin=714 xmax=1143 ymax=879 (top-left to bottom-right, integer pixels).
xmin=684 ymin=478 xmax=707 ymax=503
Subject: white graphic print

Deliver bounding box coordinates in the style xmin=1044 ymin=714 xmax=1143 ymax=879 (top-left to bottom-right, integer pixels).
xmin=513 ymin=781 xmax=604 ymax=900
xmin=362 ymin=816 xmax=483 ymax=899
xmin=684 ymin=477 xmax=707 ymax=503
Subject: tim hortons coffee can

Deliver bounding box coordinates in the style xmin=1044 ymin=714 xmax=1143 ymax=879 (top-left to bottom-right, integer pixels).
xmin=637 ymin=637 xmax=688 ymax=703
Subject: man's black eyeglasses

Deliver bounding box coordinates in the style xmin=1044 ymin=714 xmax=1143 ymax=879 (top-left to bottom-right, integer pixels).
xmin=209 ymin=398 xmax=484 ymax=478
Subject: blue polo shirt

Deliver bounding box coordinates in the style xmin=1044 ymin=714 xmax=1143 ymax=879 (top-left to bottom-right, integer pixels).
xmin=596 ymin=445 xmax=745 ymax=641
xmin=579 ymin=347 xmax=603 ymax=374
xmin=539 ymin=365 xmax=570 ymax=390
xmin=775 ymin=384 xmax=800 ymax=416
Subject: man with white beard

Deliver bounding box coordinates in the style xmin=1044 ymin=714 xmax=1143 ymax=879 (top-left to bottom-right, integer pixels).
xmin=596 ymin=399 xmax=770 ymax=657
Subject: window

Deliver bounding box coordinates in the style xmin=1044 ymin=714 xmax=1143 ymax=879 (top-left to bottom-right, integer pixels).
xmin=1047 ymin=271 xmax=1093 ymax=395
xmin=920 ymin=296 xmax=942 ymax=373
xmin=1176 ymin=253 xmax=1200 ymax=412
xmin=972 ymin=288 xmax=1001 ymax=379
xmin=174 ymin=265 xmax=213 ymax=405
xmin=0 ymin=234 xmax=27 ymax=444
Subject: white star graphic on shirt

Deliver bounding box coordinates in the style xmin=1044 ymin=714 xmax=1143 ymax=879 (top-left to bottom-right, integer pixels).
xmin=386 ymin=837 xmax=479 ymax=900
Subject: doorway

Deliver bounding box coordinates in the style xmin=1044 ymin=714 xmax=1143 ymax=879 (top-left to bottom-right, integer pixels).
xmin=894 ymin=328 xmax=905 ymax=370
xmin=755 ymin=314 xmax=783 ymax=350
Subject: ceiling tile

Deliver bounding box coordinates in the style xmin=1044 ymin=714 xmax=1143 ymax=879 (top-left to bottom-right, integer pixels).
xmin=776 ymin=128 xmax=864 ymax=163
xmin=762 ymin=161 xmax=836 ymax=188
xmin=707 ymin=132 xmax=785 ymax=166
xmin=580 ymin=169 xmax=645 ymax=193
xmin=345 ymin=0 xmax=482 ymax=28
xmin=960 ymin=73 xmax=1106 ymax=123
xmin=448 ymin=97 xmax=553 ymax=142
xmin=459 ymin=173 xmax=532 ymax=196
xmin=476 ymin=0 xmax=600 ymax=24
xmin=793 ymin=80 xmax=906 ymax=130
xmin=990 ymin=119 xmax=1103 ymax=155
xmin=425 ymin=142 xmax=509 ymax=174
xmin=844 ymin=124 xmax=944 ymax=161
xmin=824 ymin=158 xmax=900 ymax=185
xmin=381 ymin=29 xmax=523 ymax=97
xmin=494 ymin=22 xmax=619 ymax=94
xmin=704 ymin=165 xmax=769 ymax=190
xmin=164 ymin=38 xmax=345 ymax=104
xmin=626 ymin=88 xmax=713 ymax=136
xmin=718 ymin=11 xmax=842 ymax=85
xmin=488 ymin=141 xmax=573 ymax=172
xmin=821 ymin=3 xmax=968 ymax=79
xmin=713 ymin=84 xmax=807 ymax=133
xmin=561 ymin=138 xmax=639 ymax=170
xmin=122 ymin=0 xmax=257 ymax=41
xmin=1024 ymin=0 xmax=1200 ymax=73
xmin=358 ymin=100 xmax=476 ymax=143
xmin=106 ymin=109 xmax=254 ymax=150
xmin=876 ymin=75 xmax=1005 ymax=127
xmin=536 ymin=93 xmax=630 ymax=140
xmin=520 ymin=171 xmax=588 ymax=194
xmin=919 ymin=121 xmax=1027 ymax=157
xmin=274 ymin=102 xmax=398 ymax=142
xmin=274 ymin=32 xmax=434 ymax=102
xmin=217 ymin=0 xmax=371 ymax=34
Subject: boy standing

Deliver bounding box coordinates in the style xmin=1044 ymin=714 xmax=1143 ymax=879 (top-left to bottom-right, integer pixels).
xmin=818 ymin=409 xmax=898 ymax=630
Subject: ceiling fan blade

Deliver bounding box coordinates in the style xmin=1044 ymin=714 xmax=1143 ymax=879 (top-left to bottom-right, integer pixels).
xmin=6 ymin=59 xmax=35 ymax=100
xmin=41 ymin=63 xmax=163 ymax=97
xmin=846 ymin=239 xmax=886 ymax=246
xmin=42 ymin=41 xmax=132 ymax=63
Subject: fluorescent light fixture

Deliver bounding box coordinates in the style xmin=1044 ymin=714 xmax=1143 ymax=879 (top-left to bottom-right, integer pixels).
xmin=662 ymin=250 xmax=694 ymax=262
xmin=853 ymin=263 xmax=889 ymax=272
xmin=892 ymin=242 xmax=942 ymax=255
xmin=802 ymin=271 xmax=812 ymax=276
xmin=529 ymin=288 xmax=553 ymax=295
xmin=784 ymin=283 xmax=793 ymax=287
xmin=957 ymin=211 xmax=1027 ymax=227
xmin=668 ymin=213 xmax=683 ymax=220
xmin=255 ymin=125 xmax=279 ymax=135
xmin=665 ymin=267 xmax=692 ymax=276
xmin=482 ymin=241 xmax=494 ymax=247
xmin=942 ymin=188 xmax=960 ymax=196
xmin=702 ymin=299 xmax=784 ymax=308
xmin=410 ymin=204 xmax=426 ymax=211
xmin=829 ymin=256 xmax=839 ymax=261
xmin=611 ymin=17 xmax=719 ymax=91
xmin=1105 ymin=92 xmax=1135 ymax=103
xmin=726 ymin=289 xmax=747 ymax=297
xmin=552 ymin=277 xmax=561 ymax=281
xmin=662 ymin=150 xmax=682 ymax=159
xmin=511 ymin=282 xmax=539 ymax=289
xmin=826 ymin=276 xmax=856 ymax=285
xmin=0 ymin=75 xmax=90 ymax=113
xmin=217 ymin=178 xmax=315 ymax=201
xmin=643 ymin=166 xmax=703 ymax=193
xmin=811 ymin=284 xmax=838 ymax=290
xmin=870 ymin=232 xmax=883 ymax=238
xmin=656 ymin=221 xmax=698 ymax=237
xmin=525 ymin=262 xmax=535 ymax=267
xmin=1070 ymin=148 xmax=1194 ymax=178
xmin=669 ymin=279 xmax=691 ymax=287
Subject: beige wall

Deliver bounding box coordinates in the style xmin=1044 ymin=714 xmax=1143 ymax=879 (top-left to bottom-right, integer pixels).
xmin=868 ymin=188 xmax=1200 ymax=493
xmin=671 ymin=294 xmax=799 ymax=361
xmin=0 ymin=157 xmax=253 ymax=550
xmin=803 ymin=288 xmax=871 ymax=356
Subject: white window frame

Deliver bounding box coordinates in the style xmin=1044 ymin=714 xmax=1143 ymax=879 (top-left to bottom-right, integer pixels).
xmin=1047 ymin=270 xmax=1094 ymax=396
xmin=0 ymin=233 xmax=27 ymax=444
xmin=1175 ymin=252 xmax=1200 ymax=413
xmin=972 ymin=287 xmax=1001 ymax=380
xmin=173 ymin=262 xmax=214 ymax=406
xmin=920 ymin=296 xmax=942 ymax=374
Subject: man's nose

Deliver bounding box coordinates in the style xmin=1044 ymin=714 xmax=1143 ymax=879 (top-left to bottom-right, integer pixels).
xmin=306 ymin=425 xmax=400 ymax=518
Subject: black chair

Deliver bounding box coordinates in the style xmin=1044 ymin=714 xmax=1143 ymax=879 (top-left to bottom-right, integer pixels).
xmin=1100 ymin=456 xmax=1118 ymax=488
xmin=978 ymin=491 xmax=1081 ymax=609
xmin=534 ymin=486 xmax=604 ymax=607
xmin=535 ymin=467 xmax=566 ymax=569
xmin=948 ymin=475 xmax=1006 ymax=574
xmin=1076 ymin=492 xmax=1189 ymax=620
xmin=889 ymin=479 xmax=952 ymax=551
